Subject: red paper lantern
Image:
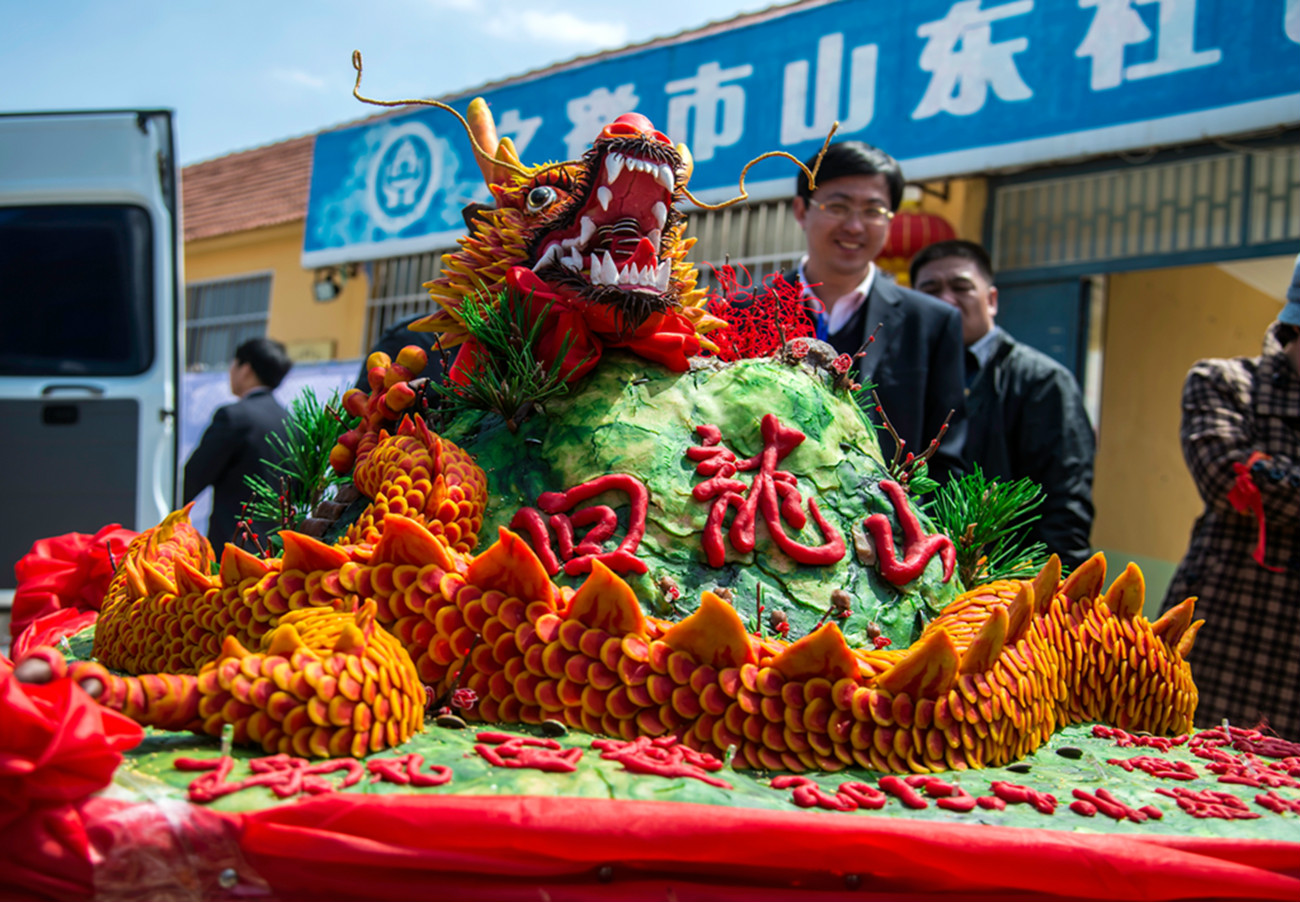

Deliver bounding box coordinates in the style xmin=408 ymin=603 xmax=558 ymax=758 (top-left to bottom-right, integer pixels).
xmin=877 ymin=206 xmax=957 ymax=286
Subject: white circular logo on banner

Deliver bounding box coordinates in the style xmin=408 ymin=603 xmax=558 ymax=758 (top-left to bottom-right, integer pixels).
xmin=365 ymin=121 xmax=442 ymax=234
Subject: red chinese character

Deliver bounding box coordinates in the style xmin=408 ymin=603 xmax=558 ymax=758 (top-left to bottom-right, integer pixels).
xmin=687 ymin=414 xmax=845 ymax=567
xmin=510 ymin=474 xmax=649 ymax=576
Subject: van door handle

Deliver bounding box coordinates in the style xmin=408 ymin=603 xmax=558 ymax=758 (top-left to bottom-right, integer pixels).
xmin=41 ymin=384 xmax=105 ymax=397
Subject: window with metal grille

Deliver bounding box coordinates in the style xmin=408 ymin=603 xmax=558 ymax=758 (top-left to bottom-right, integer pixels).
xmin=185 ymin=273 xmax=272 ymax=371
xmin=362 ymin=252 xmax=449 ymax=353
xmin=685 ymin=198 xmax=805 ymax=292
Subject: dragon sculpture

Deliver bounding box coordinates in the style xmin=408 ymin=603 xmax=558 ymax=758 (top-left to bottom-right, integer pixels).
xmin=33 ymin=103 xmax=1203 ymax=774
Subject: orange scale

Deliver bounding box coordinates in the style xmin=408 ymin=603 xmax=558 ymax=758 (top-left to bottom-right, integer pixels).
xmin=780 ymin=752 xmax=808 ymax=773
xmin=617 ymin=717 xmax=639 ymax=741
xmin=514 ymin=671 xmax=541 ymax=706
xmin=416 ymin=654 xmax=445 ymax=684
xmin=488 ymin=671 xmax=512 ymax=701
xmin=578 ymin=628 xmax=611 ymax=659
xmin=647 ymin=640 xmax=672 ymax=674
xmin=497 ymin=598 xmax=527 ymax=631
xmin=371 ymin=564 xmax=397 ymax=596
xmin=478 ymin=589 xmax=505 ymax=616
xmin=600 ymin=713 xmax=624 ymax=737
xmin=471 ymin=643 xmax=499 ymax=675
xmin=924 ymin=728 xmax=947 ymax=762
xmin=872 ymin=726 xmax=895 ymax=758
xmin=756 ymin=747 xmax=784 ymax=771
xmin=429 ymin=636 xmax=457 ymax=667
xmin=699 ymin=684 xmax=729 ymax=717
xmin=563 ymin=653 xmax=593 ymax=683
xmin=541 ymin=643 xmax=572 ymax=680
xmin=741 ymin=714 xmax=764 ymax=743
xmin=415 ymin=566 xmax=445 ymax=598
xmin=737 ymin=687 xmax=762 ymax=717
xmin=759 ymin=695 xmax=783 ymax=723
xmin=806 ymin=731 xmax=834 ymax=758
xmin=914 ymin=697 xmax=935 ymax=730
xmin=524 ymin=599 xmax=554 ymax=624
xmin=712 ymin=719 xmax=742 ymax=751
xmin=492 ymin=632 xmax=519 ymax=667
xmin=666 ymin=652 xmax=697 ymax=686
xmin=476 ymin=695 xmax=500 ymax=723
xmin=737 ymin=743 xmax=762 ymax=770
xmin=693 ymin=713 xmax=718 ymax=743
xmin=830 ymin=678 xmax=857 ymax=711
xmin=463 ymin=599 xmax=489 ymax=634
xmin=561 ymin=706 xmax=585 ymax=730
xmin=606 ymin=685 xmax=637 ymax=719
xmin=826 ymin=709 xmax=854 ymax=746
xmin=449 ymin=627 xmax=476 ymax=657
xmin=783 ymin=705 xmax=805 ymax=734
xmin=223 ymin=698 xmax=257 ymax=724
xmin=617 ymin=656 xmax=651 ymax=687
xmin=754 ymin=667 xmax=785 ymax=697
xmin=558 ymin=619 xmax=586 ymax=652
xmin=556 ymin=678 xmax=584 ymax=708
xmin=197 ymin=669 xmax=222 ymax=696
xmin=759 ymin=721 xmax=788 ymax=752
xmin=263 ymin=590 xmax=289 ymax=616
xmin=723 ymin=702 xmax=746 ymax=735
xmin=514 ymin=622 xmax=539 ymax=653
xmin=803 ymin=697 xmax=832 ymax=733
xmin=534 ymin=613 xmax=562 ymax=643
xmin=780 ymin=682 xmax=803 ymax=709
xmin=497 ymin=694 xmax=522 ymax=723
xmin=198 ymin=693 xmax=227 ymax=720
xmin=535 ymin=679 xmax=564 ymax=711
xmin=434 ymin=605 xmax=466 ymax=637
xmin=636 ymin=708 xmax=666 ymax=735
xmin=783 ymin=726 xmax=813 ymax=754
xmin=688 ymin=664 xmax=719 ymax=695
xmin=248 ymin=677 xmax=275 ymax=708
xmin=739 ymin=664 xmax=759 ymax=693
xmin=502 ymin=656 xmax=527 ymax=684
xmin=581 ymin=685 xmax=608 ymax=717
xmin=621 ymin=634 xmax=650 ymax=664
xmin=522 ymin=644 xmax=547 ymax=677
xmin=644 ymin=674 xmax=674 ymax=706
xmin=586 ymin=661 xmax=619 ymax=692
xmin=671 ymin=686 xmax=702 ymax=720
xmin=439 ymin=572 xmax=467 ymax=601
xmin=599 ymin=638 xmax=624 ymax=671
xmin=465 ymin=671 xmax=492 ymax=700
xmin=624 ymin=686 xmax=655 ymax=712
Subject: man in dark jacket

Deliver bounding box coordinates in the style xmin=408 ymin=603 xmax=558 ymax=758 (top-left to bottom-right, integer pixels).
xmin=183 ymin=337 xmax=292 ymax=550
xmin=784 ymin=141 xmax=968 ymax=486
xmin=910 ymin=240 xmax=1095 ymax=568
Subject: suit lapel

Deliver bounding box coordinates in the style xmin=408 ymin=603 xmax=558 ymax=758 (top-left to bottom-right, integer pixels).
xmin=858 ymin=278 xmax=902 ymax=384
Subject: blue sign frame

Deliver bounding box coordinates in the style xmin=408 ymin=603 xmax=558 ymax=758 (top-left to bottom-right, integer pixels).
xmin=303 ymin=0 xmax=1300 ymax=267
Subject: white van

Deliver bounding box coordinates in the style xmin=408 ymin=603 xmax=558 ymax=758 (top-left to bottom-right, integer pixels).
xmin=0 ymin=110 xmax=181 ymax=591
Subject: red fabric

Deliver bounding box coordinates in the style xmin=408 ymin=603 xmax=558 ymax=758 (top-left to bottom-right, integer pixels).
xmin=1227 ymin=451 xmax=1285 ymax=573
xmin=10 ymin=523 xmax=137 ymax=640
xmin=11 ymin=609 xmax=100 ymax=661
xmin=449 ymin=268 xmax=701 ymax=387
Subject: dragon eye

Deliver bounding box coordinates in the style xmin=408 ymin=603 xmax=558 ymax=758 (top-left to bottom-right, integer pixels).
xmin=526 ymin=186 xmax=559 ymax=213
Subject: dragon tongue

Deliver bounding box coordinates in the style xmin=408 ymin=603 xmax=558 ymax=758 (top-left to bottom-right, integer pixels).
xmin=627 ymin=236 xmax=658 ymax=271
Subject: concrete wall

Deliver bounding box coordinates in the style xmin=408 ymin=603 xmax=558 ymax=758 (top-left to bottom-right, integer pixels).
xmin=185 ymin=221 xmax=372 ymax=362
xmin=1092 ymin=260 xmax=1284 ymax=612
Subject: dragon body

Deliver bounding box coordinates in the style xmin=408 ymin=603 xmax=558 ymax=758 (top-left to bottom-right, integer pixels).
xmin=58 ymin=104 xmax=1201 ymax=771
xmin=76 ymin=415 xmax=1200 ymax=772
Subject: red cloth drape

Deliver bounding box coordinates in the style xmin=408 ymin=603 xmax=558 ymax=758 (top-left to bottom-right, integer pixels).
xmin=10 ymin=523 xmax=137 ymax=644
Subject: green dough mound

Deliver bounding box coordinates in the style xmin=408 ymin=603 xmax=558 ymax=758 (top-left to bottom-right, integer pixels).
xmin=441 ymin=351 xmax=959 ymax=646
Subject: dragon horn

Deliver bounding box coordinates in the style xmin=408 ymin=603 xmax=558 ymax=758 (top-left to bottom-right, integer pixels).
xmin=676 ymin=143 xmax=694 ymax=184
xmin=1151 ymin=597 xmax=1197 ymax=648
xmin=466 ymin=98 xmax=500 ymax=184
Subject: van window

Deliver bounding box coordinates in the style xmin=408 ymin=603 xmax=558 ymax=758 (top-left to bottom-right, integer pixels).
xmin=0 ymin=205 xmax=154 ymax=376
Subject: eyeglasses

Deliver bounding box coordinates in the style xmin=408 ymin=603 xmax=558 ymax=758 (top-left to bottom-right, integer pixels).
xmin=810 ymin=200 xmax=895 ymax=224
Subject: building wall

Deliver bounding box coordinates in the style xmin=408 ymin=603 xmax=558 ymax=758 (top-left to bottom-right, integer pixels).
xmin=1092 ymin=261 xmax=1282 ymax=610
xmin=185 ymin=221 xmax=372 ymax=363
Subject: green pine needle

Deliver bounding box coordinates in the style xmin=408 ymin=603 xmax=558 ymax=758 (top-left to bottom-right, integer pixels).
xmin=928 ymin=464 xmax=1050 ymax=589
xmin=244 ymin=387 xmax=356 ymax=549
xmin=430 ymin=287 xmax=589 ymax=430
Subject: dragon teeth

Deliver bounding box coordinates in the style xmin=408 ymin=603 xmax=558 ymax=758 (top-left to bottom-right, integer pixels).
xmin=577 ymin=216 xmax=596 ymax=247
xmin=597 ymin=186 xmax=612 ymax=212
xmin=533 ymin=244 xmax=561 ymax=271
xmin=605 ymin=152 xmax=624 ymax=185
xmin=655 ymin=163 xmax=674 ymax=191
xmin=652 ymin=202 xmax=668 ymax=230
xmin=648 ymin=228 xmax=662 ymax=250
xmin=655 ymin=260 xmax=671 ymax=291
xmin=562 ymin=247 xmax=583 ymax=270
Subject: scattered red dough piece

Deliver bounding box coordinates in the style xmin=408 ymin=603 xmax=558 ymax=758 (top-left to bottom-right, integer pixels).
xmin=1072 ymin=787 xmax=1160 ymax=823
xmin=1155 ymin=786 xmax=1260 ymax=820
xmin=474 ymin=732 xmax=583 ymax=773
xmin=990 ymin=780 xmax=1057 ymax=815
xmin=1106 ymin=756 xmax=1199 ymax=780
xmin=976 ymin=796 xmax=1007 ymax=811
xmin=176 ymin=754 xmax=366 ymax=803
xmin=593 ymin=736 xmax=732 ymax=789
xmin=367 ymin=753 xmax=453 ymax=787
xmin=1255 ymin=791 xmax=1300 ymax=815
xmin=1092 ymin=725 xmax=1188 ymax=752
xmin=1069 ymin=799 xmax=1098 ymax=817
xmin=879 ymin=775 xmax=930 ymax=809
xmin=770 ymin=775 xmax=855 ymax=811
xmin=837 ymin=782 xmax=888 ymax=810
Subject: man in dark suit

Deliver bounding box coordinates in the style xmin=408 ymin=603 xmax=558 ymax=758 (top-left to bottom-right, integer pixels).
xmin=183 ymin=337 xmax=292 ymax=551
xmin=784 ymin=141 xmax=967 ymax=485
xmin=910 ymin=240 xmax=1094 ymax=568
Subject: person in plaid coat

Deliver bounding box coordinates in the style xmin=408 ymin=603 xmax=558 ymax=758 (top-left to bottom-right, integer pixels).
xmin=1162 ymin=254 xmax=1300 ymax=740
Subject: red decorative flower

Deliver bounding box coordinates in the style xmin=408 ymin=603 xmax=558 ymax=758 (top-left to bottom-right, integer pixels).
xmin=831 ymin=353 xmax=853 ymax=374
xmin=450 ymin=688 xmax=479 ymax=710
xmin=873 ymin=636 xmax=893 ymax=649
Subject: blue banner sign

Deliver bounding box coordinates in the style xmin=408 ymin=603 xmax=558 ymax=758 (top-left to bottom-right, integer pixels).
xmin=303 ymin=0 xmax=1300 ymax=267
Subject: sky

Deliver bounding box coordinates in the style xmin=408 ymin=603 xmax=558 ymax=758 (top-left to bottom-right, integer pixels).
xmin=2 ymin=0 xmax=780 ymax=165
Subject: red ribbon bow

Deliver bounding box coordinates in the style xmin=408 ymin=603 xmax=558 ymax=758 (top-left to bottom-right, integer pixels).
xmin=1226 ymin=450 xmax=1285 ymax=573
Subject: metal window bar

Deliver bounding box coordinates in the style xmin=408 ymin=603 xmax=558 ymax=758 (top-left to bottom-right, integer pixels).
xmin=362 ymin=251 xmax=449 ymax=354
xmin=184 ymin=274 xmax=272 ymax=370
xmin=1249 ymin=146 xmax=1300 ymax=244
xmin=684 ymin=198 xmax=805 ymax=293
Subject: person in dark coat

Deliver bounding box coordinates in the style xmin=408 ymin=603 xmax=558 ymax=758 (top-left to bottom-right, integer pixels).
xmin=910 ymin=240 xmax=1095 ymax=569
xmin=1161 ymin=254 xmax=1300 ymax=739
xmin=183 ymin=337 xmax=292 ymax=551
xmin=782 ymin=141 xmax=968 ymax=486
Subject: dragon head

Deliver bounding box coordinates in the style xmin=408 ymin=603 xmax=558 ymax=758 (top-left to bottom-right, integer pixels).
xmin=419 ymin=100 xmax=716 ymax=346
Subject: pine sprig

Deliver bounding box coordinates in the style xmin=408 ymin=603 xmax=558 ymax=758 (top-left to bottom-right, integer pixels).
xmin=430 ymin=288 xmax=589 ymax=431
xmin=244 ymin=387 xmax=356 ymax=547
xmin=928 ymin=465 xmax=1049 ymax=589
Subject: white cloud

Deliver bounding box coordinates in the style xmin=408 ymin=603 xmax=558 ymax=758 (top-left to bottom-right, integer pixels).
xmin=429 ymin=0 xmax=482 ymax=9
xmin=487 ymin=9 xmax=629 ymax=48
xmin=271 ymin=68 xmax=327 ymax=91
